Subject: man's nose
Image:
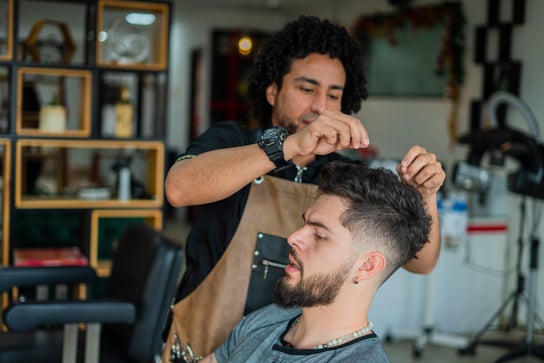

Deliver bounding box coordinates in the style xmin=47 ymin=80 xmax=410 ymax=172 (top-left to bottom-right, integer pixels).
xmin=309 ymin=94 xmax=327 ymax=114
xmin=287 ymin=227 xmax=308 ymax=252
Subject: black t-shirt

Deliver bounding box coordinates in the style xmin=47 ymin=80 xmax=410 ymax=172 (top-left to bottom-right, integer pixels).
xmin=174 ymin=121 xmax=362 ymax=300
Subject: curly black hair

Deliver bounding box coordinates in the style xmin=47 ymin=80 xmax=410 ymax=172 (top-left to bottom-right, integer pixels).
xmin=247 ymin=15 xmax=368 ymax=129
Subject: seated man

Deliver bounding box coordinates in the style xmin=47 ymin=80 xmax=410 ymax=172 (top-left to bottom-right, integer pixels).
xmin=203 ymin=161 xmax=432 ymax=362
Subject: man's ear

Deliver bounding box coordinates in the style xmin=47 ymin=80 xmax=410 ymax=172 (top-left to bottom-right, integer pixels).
xmin=356 ymin=252 xmax=386 ymax=280
xmin=265 ymin=83 xmax=278 ymax=106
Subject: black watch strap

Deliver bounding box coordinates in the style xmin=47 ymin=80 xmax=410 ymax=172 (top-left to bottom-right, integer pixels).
xmin=257 ymin=126 xmax=292 ymax=169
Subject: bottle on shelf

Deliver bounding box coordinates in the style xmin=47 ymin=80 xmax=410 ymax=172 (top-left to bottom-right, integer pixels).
xmin=112 ymin=155 xmax=132 ymax=201
xmin=118 ymin=165 xmax=131 ymax=201
xmin=114 ymin=87 xmax=134 ymax=138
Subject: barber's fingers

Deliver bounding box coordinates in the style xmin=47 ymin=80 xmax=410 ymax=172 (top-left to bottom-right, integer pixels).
xmin=399 ymin=145 xmax=427 ymax=171
xmin=397 ymin=146 xmax=445 ymax=196
xmin=416 ymin=172 xmax=446 ymax=196
xmin=398 ymin=145 xmax=435 ymax=177
xmin=313 ymin=110 xmax=369 ymax=149
xmin=287 ymin=111 xmax=369 ymax=158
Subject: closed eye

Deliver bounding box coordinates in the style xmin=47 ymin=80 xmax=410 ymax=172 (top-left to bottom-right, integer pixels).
xmin=315 ymin=233 xmax=326 ymax=241
xmin=302 ymin=213 xmax=330 ymax=241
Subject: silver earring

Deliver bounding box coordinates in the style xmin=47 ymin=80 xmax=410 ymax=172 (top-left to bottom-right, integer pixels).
xmin=353 ymin=277 xmax=359 ymax=285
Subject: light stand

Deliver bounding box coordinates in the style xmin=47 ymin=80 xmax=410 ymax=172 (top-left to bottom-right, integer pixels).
xmin=460 ymin=198 xmax=544 ymax=361
xmin=509 ymin=199 xmax=526 ymax=331
xmin=495 ymin=200 xmax=544 ymax=362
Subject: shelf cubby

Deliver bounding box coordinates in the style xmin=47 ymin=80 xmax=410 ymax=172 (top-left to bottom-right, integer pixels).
xmin=16 ymin=67 xmax=92 ymax=137
xmin=15 ymin=139 xmax=164 ymax=208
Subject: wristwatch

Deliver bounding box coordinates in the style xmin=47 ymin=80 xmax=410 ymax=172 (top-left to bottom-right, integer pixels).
xmin=257 ymin=126 xmax=293 ymax=169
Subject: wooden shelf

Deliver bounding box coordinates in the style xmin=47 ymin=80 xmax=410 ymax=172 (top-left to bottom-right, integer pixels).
xmin=15 ymin=139 xmax=164 ymax=208
xmin=0 ymin=138 xmax=9 ymax=327
xmin=0 ymin=0 xmax=13 ymax=62
xmin=0 ymin=139 xmax=10 ymax=266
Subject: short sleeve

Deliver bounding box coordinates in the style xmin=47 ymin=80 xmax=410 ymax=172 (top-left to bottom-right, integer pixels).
xmin=181 ymin=121 xmax=253 ymax=159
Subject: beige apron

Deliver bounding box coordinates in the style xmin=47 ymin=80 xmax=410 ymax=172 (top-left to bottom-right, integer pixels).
xmin=163 ymin=175 xmax=318 ymax=362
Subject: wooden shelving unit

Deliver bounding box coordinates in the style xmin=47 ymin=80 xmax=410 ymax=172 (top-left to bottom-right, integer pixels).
xmin=0 ymin=139 xmax=10 ymax=267
xmin=0 ymin=0 xmax=171 ymax=290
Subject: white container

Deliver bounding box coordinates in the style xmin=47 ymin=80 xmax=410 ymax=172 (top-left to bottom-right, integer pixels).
xmin=39 ymin=105 xmax=66 ymax=132
xmin=118 ymin=167 xmax=131 ymax=201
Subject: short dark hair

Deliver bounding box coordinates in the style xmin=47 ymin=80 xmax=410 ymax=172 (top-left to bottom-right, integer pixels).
xmin=319 ymin=161 xmax=431 ymax=281
xmin=247 ymin=15 xmax=368 ymax=128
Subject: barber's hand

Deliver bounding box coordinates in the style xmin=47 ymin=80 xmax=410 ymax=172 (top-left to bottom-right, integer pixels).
xmin=397 ymin=145 xmax=445 ymax=199
xmin=284 ymin=110 xmax=369 ymax=159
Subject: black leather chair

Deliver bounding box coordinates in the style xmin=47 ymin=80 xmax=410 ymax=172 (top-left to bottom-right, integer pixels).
xmin=0 ymin=223 xmax=184 ymax=363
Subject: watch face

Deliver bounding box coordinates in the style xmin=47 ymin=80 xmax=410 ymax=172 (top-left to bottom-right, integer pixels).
xmin=263 ymin=128 xmax=276 ymax=138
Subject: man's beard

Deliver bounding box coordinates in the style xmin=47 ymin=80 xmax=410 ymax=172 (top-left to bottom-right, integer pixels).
xmin=276 ymin=118 xmax=298 ymax=135
xmin=273 ymin=255 xmax=354 ymax=308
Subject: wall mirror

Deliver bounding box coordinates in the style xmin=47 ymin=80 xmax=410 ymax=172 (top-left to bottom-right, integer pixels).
xmin=353 ymin=2 xmax=465 ymax=98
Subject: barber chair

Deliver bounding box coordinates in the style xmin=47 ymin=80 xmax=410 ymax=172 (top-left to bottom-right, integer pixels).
xmin=0 ymin=223 xmax=184 ymax=363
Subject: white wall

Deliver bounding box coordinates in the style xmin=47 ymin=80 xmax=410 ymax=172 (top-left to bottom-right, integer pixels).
xmin=167 ymin=2 xmax=288 ymax=153
xmin=168 ymin=0 xmax=544 ymax=337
